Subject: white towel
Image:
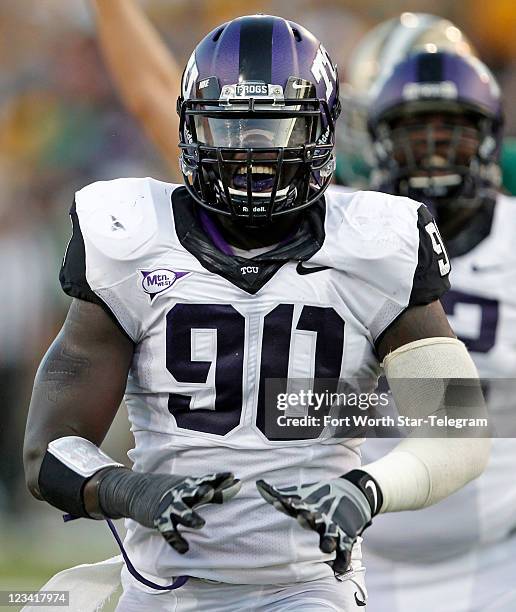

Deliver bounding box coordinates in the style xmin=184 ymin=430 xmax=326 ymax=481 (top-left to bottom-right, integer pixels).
xmin=22 ymin=555 xmax=123 ymax=612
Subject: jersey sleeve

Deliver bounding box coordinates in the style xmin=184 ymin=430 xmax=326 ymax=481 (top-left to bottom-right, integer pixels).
xmin=409 ymin=203 xmax=451 ymax=306
xmin=322 ymin=190 xmax=451 ymax=344
xmin=59 ymin=201 xmax=104 ymax=306
xmin=58 ymin=177 xmax=179 ymax=343
xmin=59 ymin=200 xmax=135 ymax=341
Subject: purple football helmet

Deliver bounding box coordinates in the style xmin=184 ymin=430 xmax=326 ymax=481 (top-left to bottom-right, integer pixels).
xmin=367 ymin=51 xmax=503 ymax=228
xmin=177 ymin=14 xmax=341 ymax=226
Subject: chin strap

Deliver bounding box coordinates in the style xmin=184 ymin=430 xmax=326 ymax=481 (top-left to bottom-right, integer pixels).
xmin=64 ymin=514 xmax=189 ymax=591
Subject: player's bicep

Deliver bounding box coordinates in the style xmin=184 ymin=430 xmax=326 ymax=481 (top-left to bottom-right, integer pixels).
xmin=376 ymin=300 xmax=455 ymax=362
xmin=24 ymin=298 xmax=134 ymax=497
xmin=376 ymin=203 xmax=454 ymax=361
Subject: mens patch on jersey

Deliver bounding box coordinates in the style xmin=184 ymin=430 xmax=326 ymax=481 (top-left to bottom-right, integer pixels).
xmin=141 ymin=268 xmax=190 ymax=302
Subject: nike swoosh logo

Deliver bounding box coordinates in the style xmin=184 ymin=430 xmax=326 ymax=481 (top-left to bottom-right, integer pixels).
xmin=296 ymin=262 xmax=331 ymax=275
xmin=365 ymin=480 xmax=378 ymax=515
xmin=354 ymin=592 xmax=367 ymax=607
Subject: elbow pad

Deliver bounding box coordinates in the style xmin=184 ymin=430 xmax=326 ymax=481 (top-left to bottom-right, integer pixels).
xmin=363 ymin=337 xmax=491 ymax=513
xmin=38 ymin=436 xmax=123 ymax=518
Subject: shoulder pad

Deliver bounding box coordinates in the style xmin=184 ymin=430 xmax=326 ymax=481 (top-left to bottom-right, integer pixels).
xmin=327 ymin=184 xmax=356 ymax=196
xmin=322 ymin=191 xmax=449 ymax=340
xmin=328 ymin=190 xmax=420 ymax=265
xmin=75 ymin=177 xmax=178 ymax=262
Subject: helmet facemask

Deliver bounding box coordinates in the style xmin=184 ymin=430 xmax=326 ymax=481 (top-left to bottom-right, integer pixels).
xmin=370 ymin=105 xmax=501 ymax=235
xmin=336 ymin=13 xmax=477 ymax=188
xmin=179 ymin=78 xmax=337 ymax=227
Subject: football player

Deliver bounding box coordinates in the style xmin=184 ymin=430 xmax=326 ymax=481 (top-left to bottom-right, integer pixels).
xmin=336 ymin=12 xmax=516 ymax=197
xmin=336 ymin=12 xmax=476 ymax=189
xmin=361 ymin=50 xmax=516 ymax=611
xmin=24 ymin=16 xmax=490 ymax=611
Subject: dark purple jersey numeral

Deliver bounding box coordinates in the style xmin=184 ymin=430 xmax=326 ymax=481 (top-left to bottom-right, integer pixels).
xmin=256 ymin=304 xmax=345 ymax=438
xmin=166 ymin=303 xmax=245 ymax=435
xmin=441 ymin=289 xmax=499 ymax=353
xmin=166 ymin=303 xmax=345 ymax=437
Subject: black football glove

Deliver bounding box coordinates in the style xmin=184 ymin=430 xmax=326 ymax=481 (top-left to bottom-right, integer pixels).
xmin=96 ymin=468 xmax=240 ymax=553
xmin=256 ymin=470 xmax=382 ymax=573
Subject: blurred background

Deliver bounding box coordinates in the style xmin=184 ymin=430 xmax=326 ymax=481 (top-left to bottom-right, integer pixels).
xmin=1 ymin=0 xmax=516 ymax=607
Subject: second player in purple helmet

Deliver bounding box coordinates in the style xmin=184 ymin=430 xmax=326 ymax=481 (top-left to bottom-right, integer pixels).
xmin=362 ymin=49 xmax=516 ymax=612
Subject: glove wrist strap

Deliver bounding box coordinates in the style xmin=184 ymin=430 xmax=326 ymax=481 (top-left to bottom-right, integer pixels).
xmin=341 ymin=469 xmax=384 ymax=516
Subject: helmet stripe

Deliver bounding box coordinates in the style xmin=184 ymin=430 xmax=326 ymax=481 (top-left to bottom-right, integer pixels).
xmin=417 ymin=52 xmax=443 ymax=83
xmin=239 ymin=17 xmax=274 ymax=83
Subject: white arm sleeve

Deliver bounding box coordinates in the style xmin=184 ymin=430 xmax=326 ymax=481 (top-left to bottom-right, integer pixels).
xmin=362 ymin=337 xmax=491 ymax=513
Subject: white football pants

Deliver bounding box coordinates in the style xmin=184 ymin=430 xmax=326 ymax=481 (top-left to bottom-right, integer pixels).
xmin=116 ymin=565 xmax=368 ymax=611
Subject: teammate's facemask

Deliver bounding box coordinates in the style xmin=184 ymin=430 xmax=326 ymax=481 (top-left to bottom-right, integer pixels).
xmin=375 ymin=110 xmax=490 ymax=208
xmin=177 ymin=15 xmax=341 ymax=227
xmin=368 ymin=51 xmax=503 ymax=239
xmin=336 ymin=12 xmax=477 ymax=189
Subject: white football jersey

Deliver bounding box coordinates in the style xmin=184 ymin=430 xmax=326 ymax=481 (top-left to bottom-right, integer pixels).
xmin=362 ymin=193 xmax=516 ymax=564
xmin=60 ymin=178 xmax=449 ymax=584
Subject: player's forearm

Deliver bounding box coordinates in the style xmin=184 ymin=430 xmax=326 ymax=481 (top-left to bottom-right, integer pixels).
xmin=24 ymin=366 xmax=123 ymax=501
xmin=92 ymin=0 xmax=180 ymax=112
xmin=362 ymin=437 xmax=490 ymax=513
xmin=28 ymin=433 xmax=181 ymax=523
xmin=92 ymin=0 xmax=182 ymax=174
xmin=24 ymin=301 xmax=133 ymax=499
xmin=30 ymin=433 xmax=240 ymax=554
xmin=363 ymin=337 xmax=491 ymax=513
xmin=24 ymin=339 xmax=100 ymax=499
xmin=86 ymin=466 xmax=194 ymax=526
